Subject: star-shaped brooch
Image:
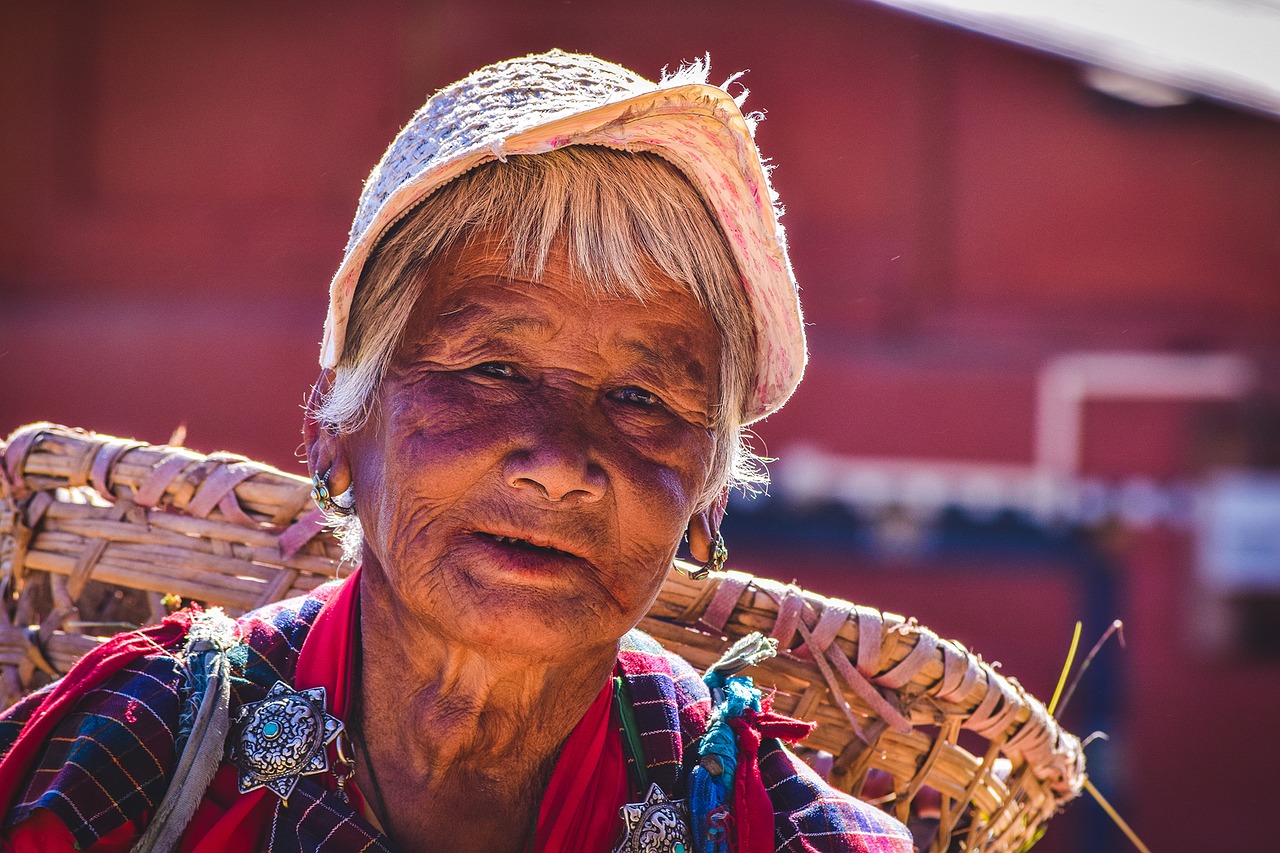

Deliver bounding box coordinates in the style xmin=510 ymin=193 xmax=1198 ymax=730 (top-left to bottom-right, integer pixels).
xmin=230 ymin=681 xmax=344 ymax=805
xmin=614 ymin=782 xmax=692 ymax=853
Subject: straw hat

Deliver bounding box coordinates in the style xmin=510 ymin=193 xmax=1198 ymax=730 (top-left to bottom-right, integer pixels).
xmin=320 ymin=49 xmax=806 ymax=424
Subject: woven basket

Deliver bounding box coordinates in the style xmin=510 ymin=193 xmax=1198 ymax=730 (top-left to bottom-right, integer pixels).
xmin=0 ymin=423 xmax=1084 ymax=852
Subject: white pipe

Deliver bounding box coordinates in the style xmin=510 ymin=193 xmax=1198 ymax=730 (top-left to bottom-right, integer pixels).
xmin=1034 ymin=351 xmax=1256 ymax=477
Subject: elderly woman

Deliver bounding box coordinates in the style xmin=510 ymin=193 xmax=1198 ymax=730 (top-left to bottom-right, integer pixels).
xmin=0 ymin=52 xmax=912 ymax=853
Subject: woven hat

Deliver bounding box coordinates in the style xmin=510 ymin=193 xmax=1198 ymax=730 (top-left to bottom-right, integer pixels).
xmin=320 ymin=49 xmax=806 ymax=423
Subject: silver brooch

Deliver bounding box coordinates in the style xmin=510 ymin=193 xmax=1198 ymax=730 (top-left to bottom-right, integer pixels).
xmin=614 ymin=783 xmax=692 ymax=853
xmin=231 ymin=681 xmax=345 ymax=804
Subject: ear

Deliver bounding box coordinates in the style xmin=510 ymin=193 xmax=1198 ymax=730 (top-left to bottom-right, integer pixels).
xmin=686 ymin=488 xmax=730 ymax=563
xmin=302 ymin=370 xmax=352 ymax=495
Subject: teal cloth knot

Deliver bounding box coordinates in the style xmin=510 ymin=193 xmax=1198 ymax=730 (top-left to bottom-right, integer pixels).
xmin=689 ymin=633 xmax=777 ymax=853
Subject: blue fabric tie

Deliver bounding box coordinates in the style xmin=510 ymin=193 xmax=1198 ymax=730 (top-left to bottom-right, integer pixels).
xmin=688 ymin=633 xmax=778 ymax=853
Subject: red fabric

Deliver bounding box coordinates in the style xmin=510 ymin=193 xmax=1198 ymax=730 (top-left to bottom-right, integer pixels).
xmin=730 ymin=708 xmax=818 ymax=853
xmin=2 ymin=575 xmax=366 ymax=852
xmin=0 ymin=610 xmax=195 ymax=822
xmin=532 ymin=679 xmax=627 ymax=853
xmin=175 ymin=765 xmax=256 ymax=853
xmin=2 ymin=808 xmax=135 ymax=853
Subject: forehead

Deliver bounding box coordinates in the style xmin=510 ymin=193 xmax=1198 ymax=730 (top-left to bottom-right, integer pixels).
xmin=401 ymin=236 xmax=719 ymax=380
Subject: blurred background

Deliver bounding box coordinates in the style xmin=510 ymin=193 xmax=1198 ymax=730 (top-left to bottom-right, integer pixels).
xmin=2 ymin=1 xmax=1278 ymax=850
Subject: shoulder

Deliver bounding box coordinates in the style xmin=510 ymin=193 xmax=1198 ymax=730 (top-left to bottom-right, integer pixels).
xmin=619 ymin=628 xmax=711 ymax=749
xmin=1 ymin=644 xmax=187 ymax=848
xmin=619 ymin=630 xmax=913 ymax=852
xmin=227 ymin=579 xmax=343 ymax=700
xmin=760 ymin=741 xmax=914 ymax=853
xmin=0 ymin=582 xmax=341 ymax=848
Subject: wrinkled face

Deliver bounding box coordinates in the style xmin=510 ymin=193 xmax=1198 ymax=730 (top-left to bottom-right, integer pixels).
xmin=347 ymin=235 xmax=720 ymax=654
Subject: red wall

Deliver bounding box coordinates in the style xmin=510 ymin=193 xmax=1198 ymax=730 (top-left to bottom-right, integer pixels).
xmin=3 ymin=2 xmax=1278 ymax=850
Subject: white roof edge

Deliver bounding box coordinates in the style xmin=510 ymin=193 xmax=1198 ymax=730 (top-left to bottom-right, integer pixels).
xmin=868 ymin=0 xmax=1280 ymax=119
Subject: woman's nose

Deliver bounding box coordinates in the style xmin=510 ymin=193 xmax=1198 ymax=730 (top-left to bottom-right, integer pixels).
xmin=502 ymin=436 xmax=607 ymax=504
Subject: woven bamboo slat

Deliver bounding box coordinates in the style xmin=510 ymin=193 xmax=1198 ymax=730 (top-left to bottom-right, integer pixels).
xmin=0 ymin=423 xmax=1085 ymax=852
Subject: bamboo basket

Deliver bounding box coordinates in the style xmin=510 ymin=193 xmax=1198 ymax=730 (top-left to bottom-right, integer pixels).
xmin=0 ymin=423 xmax=1084 ymax=852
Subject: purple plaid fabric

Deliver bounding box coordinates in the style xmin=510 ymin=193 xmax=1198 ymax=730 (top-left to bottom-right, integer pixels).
xmin=0 ymin=654 xmax=185 ymax=848
xmin=1 ymin=584 xmax=912 ymax=851
xmin=260 ymin=775 xmax=390 ymax=853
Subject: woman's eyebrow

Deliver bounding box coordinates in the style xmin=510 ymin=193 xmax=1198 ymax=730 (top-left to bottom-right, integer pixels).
xmin=435 ymin=302 xmax=555 ymax=345
xmin=619 ymin=339 xmax=709 ymax=386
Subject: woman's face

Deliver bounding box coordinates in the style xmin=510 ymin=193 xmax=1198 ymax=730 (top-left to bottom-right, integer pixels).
xmin=346 ymin=234 xmax=721 ymax=655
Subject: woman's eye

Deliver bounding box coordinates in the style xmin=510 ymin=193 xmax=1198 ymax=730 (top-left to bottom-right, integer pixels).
xmin=473 ymin=362 xmax=517 ymax=379
xmin=614 ymin=386 xmax=662 ymax=407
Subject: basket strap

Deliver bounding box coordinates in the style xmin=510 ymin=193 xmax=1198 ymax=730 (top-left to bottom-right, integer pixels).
xmin=822 ymin=638 xmax=913 ymax=734
xmin=89 ymin=440 xmax=145 ymax=501
xmin=1 ymin=425 xmax=47 ymax=496
xmin=68 ymin=439 xmax=108 ymax=489
xmin=768 ymin=585 xmax=805 ymax=650
xmin=134 ymin=453 xmax=198 ymax=508
xmin=790 ymin=600 xmax=850 ymax=662
xmin=278 ymin=508 xmax=329 ymax=560
xmin=968 ymin=675 xmax=1021 ymax=738
xmin=67 ymin=501 xmax=133 ymax=601
xmin=187 ymin=461 xmax=258 ymax=524
xmin=767 ymin=590 xmax=915 ymax=736
xmin=854 ymin=608 xmax=883 ymax=675
xmin=936 ymin=644 xmax=981 ymax=703
xmin=1005 ymin=705 xmax=1053 ymax=754
xmin=21 ymin=626 xmax=60 ymax=678
xmin=25 ymin=491 xmax=54 ymax=529
xmin=877 ymin=627 xmax=939 ymax=690
xmin=696 ymin=571 xmax=752 ymax=633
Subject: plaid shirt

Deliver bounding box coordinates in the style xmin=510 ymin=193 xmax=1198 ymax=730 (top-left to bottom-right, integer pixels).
xmin=0 ymin=585 xmax=911 ymax=852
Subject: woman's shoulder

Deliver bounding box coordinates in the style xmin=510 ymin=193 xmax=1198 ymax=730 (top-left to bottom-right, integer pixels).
xmin=619 ymin=629 xmax=913 ymax=853
xmin=619 ymin=627 xmax=712 ymax=745
xmin=619 ymin=627 xmax=708 ymax=692
xmin=0 ymin=644 xmax=188 ymax=847
xmin=229 ymin=578 xmax=344 ymax=688
xmin=0 ymin=583 xmax=342 ymax=847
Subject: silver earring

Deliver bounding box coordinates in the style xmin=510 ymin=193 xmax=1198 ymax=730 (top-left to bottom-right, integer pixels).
xmin=311 ymin=472 xmax=355 ymax=516
xmin=688 ymin=533 xmax=727 ymax=581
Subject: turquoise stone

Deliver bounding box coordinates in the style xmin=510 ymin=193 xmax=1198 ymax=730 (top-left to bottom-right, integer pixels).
xmin=674 ymin=844 xmax=685 ymax=853
xmin=262 ymin=721 xmax=281 ymax=739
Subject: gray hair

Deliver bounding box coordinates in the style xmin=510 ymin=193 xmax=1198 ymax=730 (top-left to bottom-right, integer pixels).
xmin=315 ymin=146 xmax=767 ymax=546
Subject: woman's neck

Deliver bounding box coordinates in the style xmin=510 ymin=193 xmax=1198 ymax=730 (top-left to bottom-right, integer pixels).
xmin=353 ymin=562 xmax=619 ymax=851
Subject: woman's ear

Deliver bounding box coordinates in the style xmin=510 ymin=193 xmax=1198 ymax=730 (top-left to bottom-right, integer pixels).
xmin=686 ymin=487 xmax=730 ymax=563
xmin=302 ymin=370 xmax=352 ymax=494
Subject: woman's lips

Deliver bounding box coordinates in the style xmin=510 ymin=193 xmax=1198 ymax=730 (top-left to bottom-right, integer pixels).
xmin=470 ymin=531 xmax=590 ymax=576
xmin=480 ymin=532 xmax=577 ymax=558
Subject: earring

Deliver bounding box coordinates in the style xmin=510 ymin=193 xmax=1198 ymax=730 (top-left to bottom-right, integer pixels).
xmin=311 ymin=472 xmax=355 ymax=517
xmin=688 ymin=533 xmax=727 ymax=581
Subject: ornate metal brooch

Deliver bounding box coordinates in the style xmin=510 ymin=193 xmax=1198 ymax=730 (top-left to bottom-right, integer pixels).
xmin=614 ymin=782 xmax=692 ymax=853
xmin=231 ymin=680 xmax=345 ymax=804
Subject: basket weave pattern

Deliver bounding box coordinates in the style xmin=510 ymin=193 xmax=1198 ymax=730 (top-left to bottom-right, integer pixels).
xmin=0 ymin=424 xmax=1084 ymax=852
